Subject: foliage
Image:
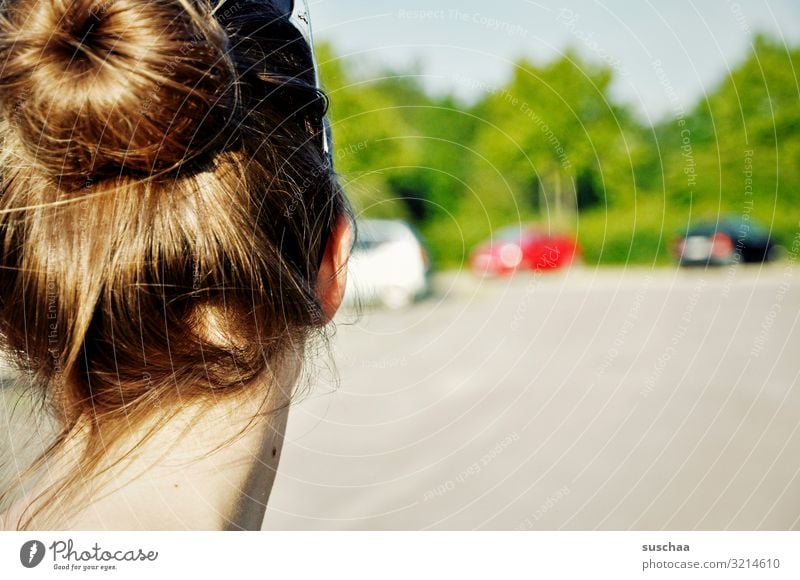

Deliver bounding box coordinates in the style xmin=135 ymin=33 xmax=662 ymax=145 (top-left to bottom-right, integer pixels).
xmin=318 ymin=36 xmax=800 ymax=268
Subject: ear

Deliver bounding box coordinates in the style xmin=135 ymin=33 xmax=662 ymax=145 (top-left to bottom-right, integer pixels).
xmin=315 ymin=214 xmax=352 ymax=322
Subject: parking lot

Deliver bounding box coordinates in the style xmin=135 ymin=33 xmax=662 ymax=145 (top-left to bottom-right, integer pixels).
xmin=264 ymin=264 xmax=800 ymax=529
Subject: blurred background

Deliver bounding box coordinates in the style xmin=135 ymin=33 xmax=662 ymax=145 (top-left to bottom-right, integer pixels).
xmin=262 ymin=0 xmax=800 ymax=530
xmin=307 ymin=0 xmax=800 ymax=267
xmin=3 ymin=0 xmax=800 ymax=530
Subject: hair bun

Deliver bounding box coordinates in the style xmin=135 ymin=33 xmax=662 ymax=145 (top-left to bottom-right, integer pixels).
xmin=0 ymin=0 xmax=236 ymax=186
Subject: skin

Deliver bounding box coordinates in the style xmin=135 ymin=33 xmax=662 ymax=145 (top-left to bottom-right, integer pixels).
xmin=0 ymin=215 xmax=352 ymax=530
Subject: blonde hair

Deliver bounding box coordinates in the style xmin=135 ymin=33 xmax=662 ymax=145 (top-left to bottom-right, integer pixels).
xmin=0 ymin=0 xmax=346 ymax=528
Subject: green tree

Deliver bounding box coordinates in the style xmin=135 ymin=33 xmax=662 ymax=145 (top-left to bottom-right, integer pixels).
xmin=316 ymin=35 xmax=800 ymax=268
xmin=655 ymin=34 xmax=800 ymax=237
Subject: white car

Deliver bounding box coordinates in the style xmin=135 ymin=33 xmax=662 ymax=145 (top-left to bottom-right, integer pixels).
xmin=343 ymin=219 xmax=430 ymax=309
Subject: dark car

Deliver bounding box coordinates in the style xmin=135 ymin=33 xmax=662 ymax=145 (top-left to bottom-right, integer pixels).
xmin=674 ymin=217 xmax=779 ymax=266
xmin=470 ymin=225 xmax=580 ymax=276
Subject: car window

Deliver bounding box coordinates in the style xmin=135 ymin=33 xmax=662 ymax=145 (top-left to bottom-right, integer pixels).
xmin=353 ymin=238 xmax=385 ymax=252
xmin=685 ymin=223 xmax=718 ymax=236
xmin=493 ymin=226 xmax=540 ymax=242
xmin=354 ymin=220 xmax=409 ymax=251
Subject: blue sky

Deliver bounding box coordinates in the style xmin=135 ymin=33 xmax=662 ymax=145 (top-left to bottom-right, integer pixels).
xmin=309 ymin=0 xmax=800 ymax=123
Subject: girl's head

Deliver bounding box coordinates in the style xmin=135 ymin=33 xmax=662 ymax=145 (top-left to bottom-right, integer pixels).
xmin=0 ymin=0 xmax=350 ymax=525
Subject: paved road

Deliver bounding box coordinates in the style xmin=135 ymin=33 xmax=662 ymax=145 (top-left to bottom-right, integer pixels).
xmin=263 ymin=264 xmax=800 ymax=530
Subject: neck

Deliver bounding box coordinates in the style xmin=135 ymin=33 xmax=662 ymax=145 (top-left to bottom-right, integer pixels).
xmin=3 ymin=365 xmax=296 ymax=530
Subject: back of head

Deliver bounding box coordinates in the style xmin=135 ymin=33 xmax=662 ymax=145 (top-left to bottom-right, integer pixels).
xmin=1 ymin=0 xmax=237 ymax=185
xmin=0 ymin=0 xmax=346 ymax=522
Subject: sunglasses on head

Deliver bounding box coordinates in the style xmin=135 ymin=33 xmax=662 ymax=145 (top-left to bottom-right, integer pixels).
xmin=260 ymin=0 xmax=338 ymax=264
xmin=271 ymin=0 xmax=333 ymax=167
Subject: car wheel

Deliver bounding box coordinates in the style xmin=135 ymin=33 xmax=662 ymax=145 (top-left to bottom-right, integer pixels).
xmin=766 ymin=244 xmax=785 ymax=262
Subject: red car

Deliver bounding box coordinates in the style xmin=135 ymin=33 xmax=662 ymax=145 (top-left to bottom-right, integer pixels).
xmin=470 ymin=225 xmax=580 ymax=275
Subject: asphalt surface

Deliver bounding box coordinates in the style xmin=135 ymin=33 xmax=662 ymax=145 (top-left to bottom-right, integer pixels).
xmin=263 ymin=264 xmax=800 ymax=530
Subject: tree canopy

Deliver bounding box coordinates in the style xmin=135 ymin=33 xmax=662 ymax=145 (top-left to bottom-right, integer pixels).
xmin=318 ymin=35 xmax=800 ymax=267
